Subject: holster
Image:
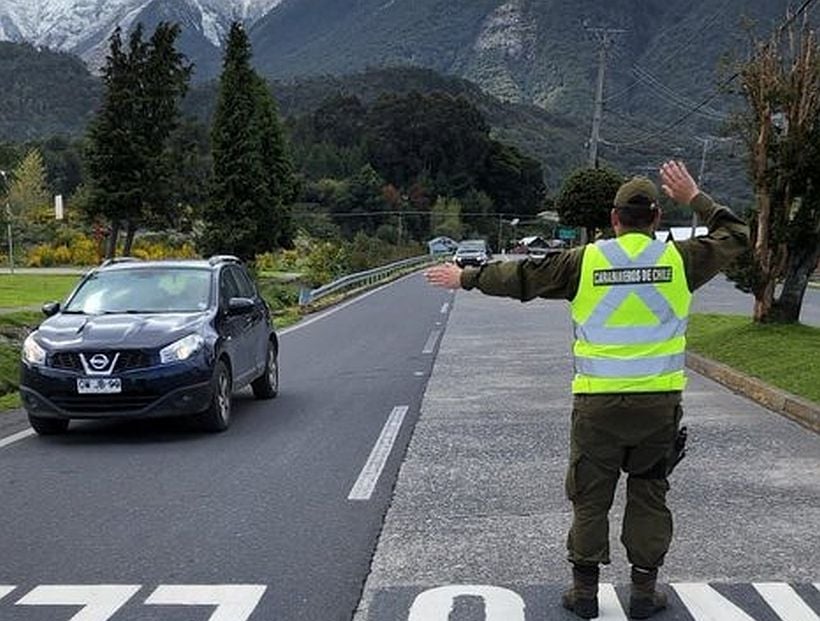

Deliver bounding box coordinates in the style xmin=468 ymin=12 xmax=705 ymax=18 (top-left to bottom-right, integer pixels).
xmin=665 ymin=426 xmax=687 ymax=476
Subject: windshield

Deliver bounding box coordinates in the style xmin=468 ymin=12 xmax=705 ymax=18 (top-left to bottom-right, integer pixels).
xmin=458 ymin=242 xmax=486 ymax=251
xmin=65 ymin=268 xmax=212 ymax=314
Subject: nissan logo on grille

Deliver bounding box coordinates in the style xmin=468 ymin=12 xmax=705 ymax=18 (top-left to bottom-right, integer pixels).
xmin=89 ymin=354 xmax=110 ymax=370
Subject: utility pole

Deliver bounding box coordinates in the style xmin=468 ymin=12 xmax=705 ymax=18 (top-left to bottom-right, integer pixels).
xmin=0 ymin=170 xmax=12 ymax=275
xmin=692 ymin=135 xmax=735 ymax=238
xmin=587 ymin=27 xmax=626 ymax=169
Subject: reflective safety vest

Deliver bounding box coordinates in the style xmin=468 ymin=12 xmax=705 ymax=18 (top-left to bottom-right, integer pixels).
xmin=570 ymin=233 xmax=692 ymax=394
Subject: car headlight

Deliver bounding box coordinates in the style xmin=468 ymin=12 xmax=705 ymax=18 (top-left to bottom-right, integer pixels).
xmin=160 ymin=334 xmax=204 ymax=364
xmin=22 ymin=334 xmax=47 ymax=366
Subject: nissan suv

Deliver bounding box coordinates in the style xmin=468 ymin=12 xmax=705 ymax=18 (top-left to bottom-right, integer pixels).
xmin=20 ymin=256 xmax=279 ymax=435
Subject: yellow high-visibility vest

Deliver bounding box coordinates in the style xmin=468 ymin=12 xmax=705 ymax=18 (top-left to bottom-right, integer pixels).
xmin=570 ymin=233 xmax=692 ymax=393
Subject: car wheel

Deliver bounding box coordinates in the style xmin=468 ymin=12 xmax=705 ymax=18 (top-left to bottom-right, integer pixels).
xmin=251 ymin=340 xmax=278 ymax=400
xmin=28 ymin=414 xmax=69 ymax=435
xmin=199 ymin=359 xmax=232 ymax=432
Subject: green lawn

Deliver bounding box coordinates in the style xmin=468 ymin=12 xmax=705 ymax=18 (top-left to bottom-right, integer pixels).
xmin=0 ymin=274 xmax=81 ymax=308
xmin=688 ymin=313 xmax=820 ymax=403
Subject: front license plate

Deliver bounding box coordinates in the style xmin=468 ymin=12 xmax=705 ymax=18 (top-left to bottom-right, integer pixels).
xmin=77 ymin=378 xmax=122 ymax=394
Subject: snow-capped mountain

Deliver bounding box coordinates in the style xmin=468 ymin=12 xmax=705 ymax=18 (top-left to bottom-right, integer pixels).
xmin=0 ymin=0 xmax=283 ymax=75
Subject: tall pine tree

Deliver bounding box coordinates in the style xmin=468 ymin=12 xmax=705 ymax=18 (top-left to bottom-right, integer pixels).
xmin=84 ymin=23 xmax=191 ymax=258
xmin=200 ymin=22 xmax=295 ymax=261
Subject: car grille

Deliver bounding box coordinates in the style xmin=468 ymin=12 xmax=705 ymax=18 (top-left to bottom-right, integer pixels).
xmin=51 ymin=394 xmax=158 ymax=414
xmin=50 ymin=351 xmax=153 ymax=373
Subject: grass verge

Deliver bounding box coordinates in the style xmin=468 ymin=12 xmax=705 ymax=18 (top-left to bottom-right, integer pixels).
xmin=0 ymin=274 xmax=81 ymax=308
xmin=688 ymin=313 xmax=820 ymax=403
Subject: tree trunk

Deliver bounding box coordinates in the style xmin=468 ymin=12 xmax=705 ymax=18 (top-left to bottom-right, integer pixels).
xmin=769 ymin=240 xmax=820 ymax=323
xmin=123 ymin=221 xmax=137 ymax=256
xmin=105 ymin=221 xmax=120 ymax=260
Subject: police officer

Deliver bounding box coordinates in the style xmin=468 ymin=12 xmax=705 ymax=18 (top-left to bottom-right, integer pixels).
xmin=425 ymin=161 xmax=750 ymax=619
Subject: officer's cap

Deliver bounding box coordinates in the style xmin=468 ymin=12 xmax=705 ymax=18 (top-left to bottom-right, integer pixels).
xmin=614 ymin=176 xmax=659 ymax=208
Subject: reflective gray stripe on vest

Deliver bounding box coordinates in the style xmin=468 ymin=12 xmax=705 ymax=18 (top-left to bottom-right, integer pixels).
xmin=575 ymin=353 xmax=686 ymax=378
xmin=578 ymin=239 xmax=686 ymax=346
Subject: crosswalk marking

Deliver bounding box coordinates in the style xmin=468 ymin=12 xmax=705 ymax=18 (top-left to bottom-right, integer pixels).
xmin=145 ymin=584 xmax=267 ymax=621
xmin=753 ymin=583 xmax=819 ymax=621
xmin=16 ymin=585 xmax=141 ymax=621
xmin=0 ymin=586 xmax=15 ymax=602
xmin=672 ymin=584 xmax=760 ymax=621
xmin=597 ymin=583 xmax=629 ymax=620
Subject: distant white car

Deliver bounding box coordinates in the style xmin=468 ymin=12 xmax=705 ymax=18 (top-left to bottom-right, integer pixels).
xmin=454 ymin=240 xmax=491 ymax=267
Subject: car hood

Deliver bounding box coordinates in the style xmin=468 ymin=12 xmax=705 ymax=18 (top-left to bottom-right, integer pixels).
xmin=35 ymin=313 xmax=209 ymax=350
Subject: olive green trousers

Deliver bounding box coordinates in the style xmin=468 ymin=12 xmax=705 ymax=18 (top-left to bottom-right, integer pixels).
xmin=565 ymin=392 xmax=682 ymax=569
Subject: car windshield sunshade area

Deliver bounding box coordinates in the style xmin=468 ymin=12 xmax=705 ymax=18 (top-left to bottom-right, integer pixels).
xmin=65 ymin=268 xmax=212 ymax=314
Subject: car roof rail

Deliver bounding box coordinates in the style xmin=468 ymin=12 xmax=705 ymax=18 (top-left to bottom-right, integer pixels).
xmin=208 ymin=254 xmax=242 ymax=266
xmin=99 ymin=257 xmax=142 ymax=268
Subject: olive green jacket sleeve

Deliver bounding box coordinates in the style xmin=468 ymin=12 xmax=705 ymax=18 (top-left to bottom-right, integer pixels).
xmin=460 ymin=246 xmax=585 ymax=301
xmin=459 ymin=192 xmax=750 ymax=300
xmin=673 ymin=192 xmax=751 ymax=291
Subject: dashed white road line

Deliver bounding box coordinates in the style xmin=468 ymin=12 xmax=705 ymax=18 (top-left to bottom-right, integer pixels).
xmin=0 ymin=428 xmax=34 ymax=450
xmin=440 ymin=302 xmax=449 ymax=314
xmin=348 ymin=406 xmax=409 ymax=501
xmin=422 ymin=330 xmax=441 ymax=354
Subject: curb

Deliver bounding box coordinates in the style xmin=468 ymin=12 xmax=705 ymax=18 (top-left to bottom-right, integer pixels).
xmin=686 ymin=351 xmax=820 ymax=433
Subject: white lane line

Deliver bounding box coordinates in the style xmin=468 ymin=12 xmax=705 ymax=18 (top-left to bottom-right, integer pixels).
xmin=145 ymin=585 xmax=267 ymax=621
xmin=440 ymin=302 xmax=449 ymax=314
xmin=279 ymin=272 xmax=421 ymax=336
xmin=348 ymin=406 xmax=409 ymax=501
xmin=753 ymin=583 xmax=817 ymax=621
xmin=0 ymin=428 xmax=35 ymax=450
xmin=422 ymin=329 xmax=441 ymax=354
xmin=0 ymin=586 xmax=15 ymax=601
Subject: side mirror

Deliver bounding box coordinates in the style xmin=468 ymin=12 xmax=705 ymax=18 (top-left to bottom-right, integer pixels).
xmin=42 ymin=302 xmax=60 ymax=317
xmin=227 ymin=297 xmax=255 ymax=315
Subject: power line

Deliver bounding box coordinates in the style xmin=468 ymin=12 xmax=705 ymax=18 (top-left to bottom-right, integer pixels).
xmin=599 ymin=0 xmax=819 ymax=149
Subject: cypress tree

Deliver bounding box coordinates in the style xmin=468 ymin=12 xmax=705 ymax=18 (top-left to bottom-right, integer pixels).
xmin=200 ymin=22 xmax=295 ymax=261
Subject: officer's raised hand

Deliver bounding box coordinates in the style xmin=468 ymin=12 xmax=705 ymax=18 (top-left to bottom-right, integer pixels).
xmin=660 ymin=160 xmax=699 ymax=205
xmin=425 ymin=263 xmax=462 ymax=289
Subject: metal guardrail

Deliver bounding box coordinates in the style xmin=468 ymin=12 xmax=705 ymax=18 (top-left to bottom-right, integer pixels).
xmin=298 ymin=254 xmax=436 ymax=306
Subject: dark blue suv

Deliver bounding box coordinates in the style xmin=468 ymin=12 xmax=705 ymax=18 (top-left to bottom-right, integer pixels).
xmin=20 ymin=256 xmax=279 ymax=435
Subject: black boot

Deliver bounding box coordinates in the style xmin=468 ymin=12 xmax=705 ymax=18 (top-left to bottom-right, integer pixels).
xmin=562 ymin=564 xmax=599 ymax=619
xmin=629 ymin=566 xmax=667 ymax=619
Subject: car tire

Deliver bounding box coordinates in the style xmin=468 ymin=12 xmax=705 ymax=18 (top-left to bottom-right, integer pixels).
xmin=28 ymin=414 xmax=69 ymax=435
xmin=199 ymin=359 xmax=232 ymax=432
xmin=251 ymin=340 xmax=278 ymax=400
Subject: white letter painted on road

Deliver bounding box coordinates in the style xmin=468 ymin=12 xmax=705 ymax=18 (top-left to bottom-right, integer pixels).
xmin=408 ymin=585 xmax=525 ymax=621
xmin=753 ymin=583 xmax=818 ymax=621
xmin=16 ymin=585 xmax=140 ymax=621
xmin=0 ymin=586 xmax=15 ymax=602
xmin=673 ymin=583 xmax=757 ymax=621
xmin=145 ymin=584 xmax=267 ymax=621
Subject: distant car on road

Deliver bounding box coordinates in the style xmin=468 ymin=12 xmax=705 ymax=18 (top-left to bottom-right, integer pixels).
xmin=453 ymin=240 xmax=491 ymax=267
xmin=19 ymin=256 xmax=279 ymax=435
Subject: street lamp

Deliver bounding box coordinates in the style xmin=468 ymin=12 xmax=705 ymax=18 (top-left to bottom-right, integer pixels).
xmin=496 ymin=216 xmax=520 ymax=253
xmin=0 ymin=170 xmax=12 ymax=274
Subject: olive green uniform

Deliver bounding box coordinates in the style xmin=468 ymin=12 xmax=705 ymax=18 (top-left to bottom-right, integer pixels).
xmin=460 ymin=193 xmax=750 ymax=568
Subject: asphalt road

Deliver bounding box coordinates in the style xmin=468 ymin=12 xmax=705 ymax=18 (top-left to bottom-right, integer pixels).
xmin=355 ymin=289 xmax=820 ymax=621
xmin=692 ymin=275 xmax=820 ymax=326
xmin=0 ymin=272 xmax=454 ymax=621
